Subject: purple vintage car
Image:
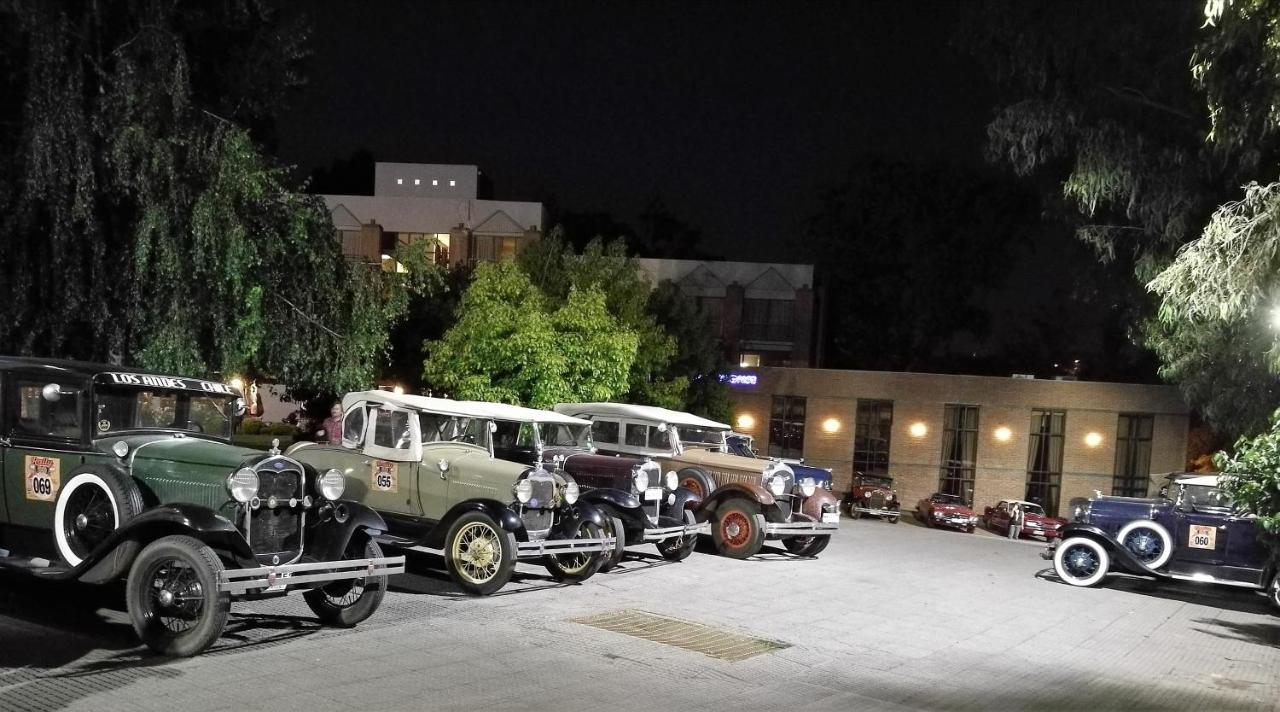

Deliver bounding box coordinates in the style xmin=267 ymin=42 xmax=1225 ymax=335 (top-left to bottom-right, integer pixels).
xmin=1047 ymin=473 xmax=1279 ymax=609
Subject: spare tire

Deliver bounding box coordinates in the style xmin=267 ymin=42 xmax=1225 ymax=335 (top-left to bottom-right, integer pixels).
xmin=53 ymin=466 xmax=144 ymax=581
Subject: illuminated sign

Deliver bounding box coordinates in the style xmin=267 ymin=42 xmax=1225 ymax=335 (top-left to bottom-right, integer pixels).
xmin=719 ymin=372 xmax=758 ymax=387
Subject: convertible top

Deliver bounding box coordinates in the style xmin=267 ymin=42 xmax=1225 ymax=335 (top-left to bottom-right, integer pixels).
xmin=553 ymin=402 xmax=730 ymax=430
xmin=461 ymin=401 xmax=590 ymax=427
xmin=341 ymin=390 xmax=494 ymax=419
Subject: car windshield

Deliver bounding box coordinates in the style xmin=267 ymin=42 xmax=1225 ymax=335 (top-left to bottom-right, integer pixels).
xmin=419 ymin=413 xmax=490 ymax=448
xmin=1182 ymin=484 xmax=1233 ymax=510
xmin=540 ymin=422 xmax=592 ymax=448
xmin=1016 ymin=503 xmax=1045 ymax=516
xmin=931 ymin=494 xmax=962 ymax=504
xmin=730 ymin=436 xmax=759 ymax=458
xmin=95 ymin=385 xmax=238 ymax=440
xmin=860 ymin=476 xmax=893 ymax=488
xmin=677 ymin=426 xmax=725 ymax=449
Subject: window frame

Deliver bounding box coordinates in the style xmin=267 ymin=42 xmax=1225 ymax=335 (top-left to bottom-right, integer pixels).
xmin=1112 ymin=413 xmax=1155 ymax=498
xmin=4 ymin=373 xmax=90 ymax=448
xmin=852 ymin=399 xmax=893 ymax=476
xmin=767 ymin=395 xmax=806 ymax=459
xmin=1025 ymin=409 xmax=1066 ymax=516
xmin=938 ymin=404 xmax=979 ymax=505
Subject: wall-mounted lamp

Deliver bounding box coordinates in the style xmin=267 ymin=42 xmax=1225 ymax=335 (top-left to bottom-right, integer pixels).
xmin=736 ymin=414 xmax=755 ymax=430
xmin=822 ymin=418 xmax=841 ymax=434
xmin=392 ymin=385 xmax=405 ymax=396
xmin=1084 ymin=431 xmax=1103 ymax=448
xmin=909 ymin=422 xmax=928 ymax=438
xmin=994 ymin=426 xmax=1012 ymax=442
xmin=228 ymin=376 xmax=245 ymax=392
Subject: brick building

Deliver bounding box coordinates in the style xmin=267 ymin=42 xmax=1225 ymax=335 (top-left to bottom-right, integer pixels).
xmin=726 ymin=367 xmax=1188 ymax=517
xmin=635 ymin=259 xmax=817 ymax=368
xmin=323 ymin=162 xmax=544 ymax=270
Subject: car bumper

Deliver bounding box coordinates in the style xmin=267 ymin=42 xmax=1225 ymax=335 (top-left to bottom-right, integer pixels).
xmin=641 ymin=520 xmax=711 ymax=542
xmin=763 ymin=520 xmax=840 ymax=538
xmin=932 ymin=517 xmax=976 ymax=530
xmin=850 ymin=506 xmax=900 ymax=517
xmin=218 ymin=555 xmax=406 ymax=595
xmin=1022 ymin=525 xmax=1060 ymax=539
xmin=515 ymin=535 xmax=616 ymax=558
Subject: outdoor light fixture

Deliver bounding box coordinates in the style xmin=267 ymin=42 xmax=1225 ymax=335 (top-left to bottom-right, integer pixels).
xmin=229 ymin=376 xmax=244 ymax=392
xmin=1084 ymin=431 xmax=1103 ymax=448
xmin=392 ymin=385 xmax=405 ymax=396
xmin=909 ymin=422 xmax=928 ymax=438
xmin=1270 ymin=305 xmax=1280 ymax=330
xmin=822 ymin=417 xmax=841 ymax=434
xmin=994 ymin=426 xmax=1012 ymax=442
xmin=736 ymin=413 xmax=755 ymax=429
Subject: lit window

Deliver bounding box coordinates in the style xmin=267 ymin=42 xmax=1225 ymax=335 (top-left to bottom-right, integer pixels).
xmin=396 ymin=178 xmax=403 ymax=185
xmin=432 ymin=179 xmax=439 ymax=186
xmin=449 ymin=179 xmax=457 ymax=187
xmin=739 ymin=353 xmax=761 ymax=367
xmin=414 ymin=178 xmax=421 ymax=185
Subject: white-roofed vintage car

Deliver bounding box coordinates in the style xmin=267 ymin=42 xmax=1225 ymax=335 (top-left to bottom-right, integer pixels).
xmin=287 ymin=391 xmax=614 ymax=595
xmin=553 ymin=402 xmax=840 ymax=559
xmin=469 ymin=400 xmax=709 ymax=571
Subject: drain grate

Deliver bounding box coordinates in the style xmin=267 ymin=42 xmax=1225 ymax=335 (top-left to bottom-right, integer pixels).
xmin=571 ymin=609 xmax=789 ymax=662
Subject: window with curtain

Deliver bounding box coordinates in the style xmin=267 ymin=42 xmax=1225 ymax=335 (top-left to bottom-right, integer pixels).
xmin=938 ymin=405 xmax=979 ymax=504
xmin=742 ymin=299 xmax=793 ymax=341
xmin=768 ymin=395 xmax=806 ymax=459
xmin=1026 ymin=409 xmax=1066 ymax=516
xmin=1113 ymin=414 xmax=1154 ymax=497
xmin=853 ymin=399 xmax=893 ymax=475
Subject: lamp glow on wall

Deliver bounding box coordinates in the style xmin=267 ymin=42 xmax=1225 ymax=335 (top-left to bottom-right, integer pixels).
xmin=1084 ymin=431 xmax=1103 ymax=448
xmin=994 ymin=426 xmax=1012 ymax=442
xmin=229 ymin=376 xmax=245 ymax=392
xmin=736 ymin=413 xmax=755 ymax=430
xmin=909 ymin=422 xmax=928 ymax=438
xmin=822 ymin=417 xmax=841 ymax=434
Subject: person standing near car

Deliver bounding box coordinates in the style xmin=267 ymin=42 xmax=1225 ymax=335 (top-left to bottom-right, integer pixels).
xmin=1007 ymin=502 xmax=1023 ymax=540
xmin=319 ymin=403 xmax=343 ymax=445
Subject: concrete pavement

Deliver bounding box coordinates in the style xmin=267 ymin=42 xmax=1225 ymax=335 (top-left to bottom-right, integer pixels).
xmin=1 ymin=515 xmax=1277 ymax=711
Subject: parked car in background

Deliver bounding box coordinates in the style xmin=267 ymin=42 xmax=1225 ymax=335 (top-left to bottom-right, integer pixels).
xmin=0 ymin=358 xmax=403 ymax=656
xmin=985 ymin=499 xmax=1066 ymax=540
xmin=847 ymin=473 xmax=900 ymax=522
xmin=1049 ymin=474 xmax=1279 ymax=609
xmin=726 ymin=432 xmax=833 ymax=491
xmin=471 ymin=401 xmax=707 ymax=571
xmin=554 ymin=403 xmax=840 ymax=559
xmin=915 ymin=493 xmax=977 ymax=532
xmin=287 ymin=392 xmax=613 ymax=595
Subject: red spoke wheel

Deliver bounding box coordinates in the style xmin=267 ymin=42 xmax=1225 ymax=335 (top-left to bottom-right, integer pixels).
xmin=711 ymin=498 xmax=764 ymax=559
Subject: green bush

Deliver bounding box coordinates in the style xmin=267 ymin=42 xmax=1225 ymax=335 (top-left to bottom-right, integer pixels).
xmin=240 ymin=419 xmax=265 ymax=435
xmin=1216 ymin=408 xmax=1280 ymax=535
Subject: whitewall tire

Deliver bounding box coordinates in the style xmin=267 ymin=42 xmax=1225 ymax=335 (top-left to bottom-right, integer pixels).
xmin=1116 ymin=520 xmax=1173 ymax=570
xmin=1053 ymin=536 xmax=1111 ymax=587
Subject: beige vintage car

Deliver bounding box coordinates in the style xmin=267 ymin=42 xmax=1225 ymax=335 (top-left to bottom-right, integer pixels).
xmin=553 ymin=403 xmax=840 ymax=558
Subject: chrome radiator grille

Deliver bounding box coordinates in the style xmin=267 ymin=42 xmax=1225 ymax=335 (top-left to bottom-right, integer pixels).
xmin=868 ymin=492 xmax=887 ymax=510
xmin=249 ymin=459 xmax=305 ymax=561
xmin=521 ymin=474 xmax=558 ymax=539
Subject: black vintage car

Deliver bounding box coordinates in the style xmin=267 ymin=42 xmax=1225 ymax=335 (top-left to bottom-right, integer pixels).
xmin=473 ymin=401 xmax=709 ymax=571
xmin=0 ymin=358 xmax=404 ymax=656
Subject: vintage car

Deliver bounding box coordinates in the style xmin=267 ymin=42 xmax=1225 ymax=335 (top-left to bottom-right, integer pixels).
xmin=472 ymin=401 xmax=709 ymax=571
xmin=0 ymin=358 xmax=403 ymax=656
xmin=847 ymin=473 xmax=900 ymax=522
xmin=984 ymin=499 xmax=1066 ymax=540
xmin=725 ymin=432 xmax=833 ymax=491
xmin=553 ymin=403 xmax=840 ymax=559
xmin=1049 ymin=474 xmax=1279 ymax=609
xmin=915 ymin=492 xmax=977 ymax=532
xmin=287 ymin=392 xmax=614 ymax=595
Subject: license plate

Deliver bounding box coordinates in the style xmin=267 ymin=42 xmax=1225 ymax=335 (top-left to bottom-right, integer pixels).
xmin=644 ymin=487 xmax=663 ymax=501
xmin=264 ymin=571 xmax=292 ymax=592
xmin=822 ymin=512 xmax=840 ymax=524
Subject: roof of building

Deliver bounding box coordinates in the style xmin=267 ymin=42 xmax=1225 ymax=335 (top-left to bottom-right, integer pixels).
xmin=634 ymin=258 xmax=813 ymax=298
xmin=322 ymin=195 xmax=543 ymax=234
xmin=460 ymin=401 xmax=590 ymax=426
xmin=553 ymin=402 xmax=730 ymax=430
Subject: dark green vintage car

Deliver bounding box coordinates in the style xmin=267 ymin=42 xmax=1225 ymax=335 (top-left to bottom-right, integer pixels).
xmin=0 ymin=358 xmax=404 ymax=656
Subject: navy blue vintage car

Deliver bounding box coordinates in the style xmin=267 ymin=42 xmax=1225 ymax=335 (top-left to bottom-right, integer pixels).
xmin=1048 ymin=473 xmax=1279 ymax=609
xmin=725 ymin=433 xmax=833 ymax=491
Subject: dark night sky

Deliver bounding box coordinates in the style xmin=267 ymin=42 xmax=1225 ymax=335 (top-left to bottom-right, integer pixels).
xmin=279 ymin=0 xmax=996 ymax=261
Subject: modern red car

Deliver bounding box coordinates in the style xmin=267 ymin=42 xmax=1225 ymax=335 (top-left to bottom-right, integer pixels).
xmin=984 ymin=499 xmax=1067 ymax=540
xmin=915 ymin=493 xmax=977 ymax=532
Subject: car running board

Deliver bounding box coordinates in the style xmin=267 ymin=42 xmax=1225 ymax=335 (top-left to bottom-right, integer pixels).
xmin=1167 ymin=572 xmax=1263 ymax=590
xmin=0 ymin=552 xmax=76 ymax=579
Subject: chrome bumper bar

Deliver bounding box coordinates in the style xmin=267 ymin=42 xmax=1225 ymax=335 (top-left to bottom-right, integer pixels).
xmin=515 ymin=535 xmax=615 ymax=557
xmin=218 ymin=555 xmax=406 ymax=595
xmin=849 ymin=507 xmax=899 ymax=516
xmin=640 ymin=520 xmax=711 ymax=542
xmin=763 ymin=521 xmax=840 ymax=537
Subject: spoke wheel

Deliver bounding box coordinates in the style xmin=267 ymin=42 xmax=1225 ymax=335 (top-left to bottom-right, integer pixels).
xmin=445 ymin=512 xmax=516 ymax=596
xmin=126 ymin=535 xmax=228 ymax=657
xmin=304 ymin=538 xmax=387 ymax=627
xmin=53 ymin=469 xmax=144 ymax=579
xmin=595 ymin=516 xmax=627 ymax=573
xmin=545 ymin=521 xmax=604 ymax=582
xmin=711 ymin=498 xmax=764 ymax=559
xmin=62 ymin=485 xmax=117 ymax=561
xmin=656 ymin=510 xmax=699 ymax=562
xmin=1052 ymin=536 xmax=1111 ymax=588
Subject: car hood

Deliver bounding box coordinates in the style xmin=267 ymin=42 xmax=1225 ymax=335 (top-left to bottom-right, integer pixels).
xmin=788 ymin=461 xmax=832 ymax=483
xmin=929 ymin=503 xmax=973 ymax=516
xmin=1025 ymin=512 xmax=1067 ymax=527
xmin=555 ymin=450 xmax=639 ymax=478
xmin=679 ymin=448 xmax=774 ymax=475
xmin=104 ymin=433 xmax=262 ymax=471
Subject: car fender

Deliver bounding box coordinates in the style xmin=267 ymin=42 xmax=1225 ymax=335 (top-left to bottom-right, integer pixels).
xmin=580 ymin=489 xmax=649 ymax=531
xmin=557 ymin=499 xmax=608 ymax=534
xmin=77 ymin=504 xmax=254 ymax=582
xmin=666 ymin=487 xmax=702 ymax=518
xmin=1057 ymin=523 xmax=1154 ymax=575
xmin=800 ymin=487 xmax=840 ymax=520
xmin=305 ymin=501 xmax=390 ymax=561
xmin=700 ymin=482 xmax=775 ymax=515
xmin=422 ymin=500 xmax=527 ymax=548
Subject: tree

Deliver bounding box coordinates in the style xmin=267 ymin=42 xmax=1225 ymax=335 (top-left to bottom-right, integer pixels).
xmin=0 ymin=1 xmax=425 ymax=394
xmin=1215 ymin=409 xmax=1280 ymax=536
xmin=805 ymin=159 xmax=1033 ymax=372
xmin=647 ymin=280 xmax=732 ymax=421
xmin=422 ymin=261 xmax=637 ymax=408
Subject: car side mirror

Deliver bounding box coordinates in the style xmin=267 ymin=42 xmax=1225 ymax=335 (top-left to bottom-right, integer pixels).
xmin=233 ymin=397 xmax=247 ymax=417
xmin=657 ymin=423 xmax=668 ymax=432
xmin=489 ymin=421 xmax=498 ymax=433
xmin=41 ymin=383 xmax=71 ymax=402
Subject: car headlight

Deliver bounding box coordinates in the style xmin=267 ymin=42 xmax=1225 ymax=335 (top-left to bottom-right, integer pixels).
xmin=886 ymin=493 xmax=895 ymax=502
xmin=318 ymin=468 xmax=345 ymax=501
xmin=665 ymin=470 xmax=678 ymax=491
xmin=863 ymin=492 xmax=872 ymax=499
xmin=822 ymin=480 xmax=832 ymax=491
xmin=768 ymin=475 xmax=787 ymax=496
xmin=798 ymin=478 xmax=816 ymax=497
xmin=514 ymin=479 xmax=533 ymax=504
xmin=227 ymin=467 xmax=259 ymax=503
xmin=970 ymin=515 xmax=978 ymax=523
xmin=632 ymin=467 xmax=649 ymax=492
xmin=564 ymin=481 xmax=580 ymax=504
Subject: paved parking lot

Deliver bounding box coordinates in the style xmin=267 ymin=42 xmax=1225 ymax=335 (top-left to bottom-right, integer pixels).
xmin=2 ymin=515 xmax=1278 ymax=711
